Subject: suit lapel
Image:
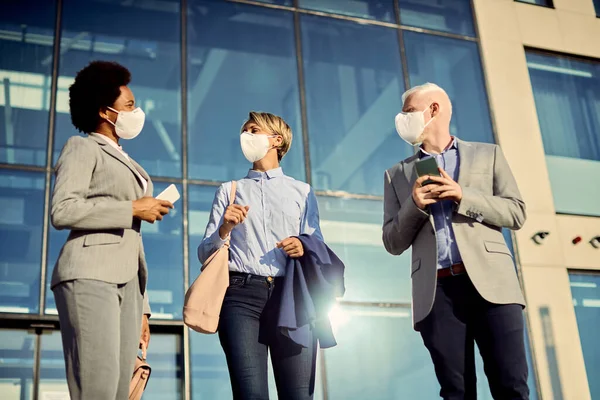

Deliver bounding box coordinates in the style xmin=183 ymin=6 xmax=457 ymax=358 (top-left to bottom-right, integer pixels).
xmin=456 ymin=138 xmax=474 ymax=187
xmin=88 ymin=134 xmax=146 ymax=193
xmin=402 ymin=153 xmax=420 ymax=186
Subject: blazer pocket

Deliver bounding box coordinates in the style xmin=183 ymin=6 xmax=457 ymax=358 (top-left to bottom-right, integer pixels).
xmin=411 ymin=259 xmax=421 ymax=276
xmin=484 ymin=241 xmax=511 ymax=256
xmin=83 ymin=232 xmax=123 ymax=247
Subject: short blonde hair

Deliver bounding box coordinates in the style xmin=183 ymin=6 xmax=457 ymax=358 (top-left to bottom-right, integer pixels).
xmin=242 ymin=111 xmax=292 ymax=161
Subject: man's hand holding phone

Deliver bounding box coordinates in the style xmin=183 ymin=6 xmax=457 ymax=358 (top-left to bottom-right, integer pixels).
xmin=428 ymin=168 xmax=462 ymax=202
xmin=412 ymin=175 xmax=441 ymax=209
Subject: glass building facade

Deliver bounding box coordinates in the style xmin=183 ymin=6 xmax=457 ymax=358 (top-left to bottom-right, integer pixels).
xmin=7 ymin=0 xmax=600 ymax=398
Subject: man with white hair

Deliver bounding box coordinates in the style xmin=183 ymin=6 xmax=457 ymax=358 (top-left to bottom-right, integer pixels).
xmin=382 ymin=83 xmax=529 ymax=399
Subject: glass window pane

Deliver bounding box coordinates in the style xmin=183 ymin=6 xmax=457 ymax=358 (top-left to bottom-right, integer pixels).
xmin=0 ymin=329 xmax=35 ymax=400
xmin=298 ymin=0 xmax=395 ymax=23
xmin=515 ymin=0 xmax=553 ymax=6
xmin=52 ymin=0 xmax=182 ymax=178
xmin=190 ymin=333 xmax=231 ymax=399
xmin=569 ymin=272 xmax=600 ymax=399
xmin=143 ymin=334 xmax=183 ymax=400
xmin=188 ymin=185 xmax=216 ymax=282
xmin=190 ymin=330 xmax=323 ymax=399
xmin=143 ymin=182 xmax=184 ymax=320
xmin=39 ymin=331 xmax=69 ymax=398
xmin=0 ymin=170 xmax=44 ymax=314
xmin=526 ymin=51 xmax=600 ymax=161
xmin=594 ymin=0 xmax=600 ymax=17
xmin=318 ymin=196 xmax=411 ymax=303
xmin=325 ymin=305 xmax=538 ymax=399
xmin=0 ymin=0 xmax=56 ymax=167
xmin=403 ymin=31 xmax=495 ymax=145
xmin=399 ymin=0 xmax=476 ymax=37
xmin=325 ymin=304 xmax=439 ymax=398
xmin=46 ymin=177 xmax=68 ymax=315
xmin=187 ymin=0 xmax=305 ymax=182
xmin=302 ymin=16 xmax=410 ymax=195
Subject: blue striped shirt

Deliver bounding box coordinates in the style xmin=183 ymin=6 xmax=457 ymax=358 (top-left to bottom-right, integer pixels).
xmin=198 ymin=168 xmax=323 ymax=277
xmin=420 ymin=139 xmax=463 ymax=269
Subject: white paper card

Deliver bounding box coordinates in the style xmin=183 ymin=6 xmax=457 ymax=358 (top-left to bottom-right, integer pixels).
xmin=156 ymin=184 xmax=180 ymax=204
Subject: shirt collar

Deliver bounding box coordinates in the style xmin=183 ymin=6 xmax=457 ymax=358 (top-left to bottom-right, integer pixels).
xmin=419 ymin=137 xmax=457 ymax=158
xmin=246 ymin=167 xmax=284 ymax=181
xmin=91 ymin=132 xmax=124 ymax=152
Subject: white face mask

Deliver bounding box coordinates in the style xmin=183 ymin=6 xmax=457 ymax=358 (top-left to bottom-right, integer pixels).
xmin=106 ymin=106 xmax=145 ymax=140
xmin=240 ymin=132 xmax=277 ymax=163
xmin=394 ymin=105 xmax=435 ymax=146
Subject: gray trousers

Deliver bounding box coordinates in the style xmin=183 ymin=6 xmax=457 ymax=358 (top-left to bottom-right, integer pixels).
xmin=53 ymin=277 xmax=143 ymax=400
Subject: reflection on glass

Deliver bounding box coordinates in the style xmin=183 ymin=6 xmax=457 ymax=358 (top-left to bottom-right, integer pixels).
xmin=403 ymin=31 xmax=494 ymax=145
xmin=570 ymin=273 xmax=600 ymax=399
xmin=190 ymin=330 xmax=323 ymax=399
xmin=190 ymin=333 xmax=231 ymax=399
xmin=0 ymin=329 xmax=35 ymax=400
xmin=46 ymin=177 xmax=68 ymax=314
xmin=302 ymin=15 xmax=410 ymax=195
xmin=52 ymin=0 xmax=182 ymax=177
xmin=143 ymin=334 xmax=183 ymax=400
xmin=298 ymin=0 xmax=394 ymax=22
xmin=317 ymin=196 xmax=411 ymax=303
xmin=188 ymin=185 xmax=217 ymax=283
xmin=0 ymin=170 xmax=44 ymax=314
xmin=526 ymin=51 xmax=600 ymax=161
xmin=324 ymin=304 xmax=439 ymax=398
xmin=143 ymin=182 xmax=184 ymax=320
xmin=0 ymin=0 xmax=56 ymax=166
xmin=187 ymin=0 xmax=305 ymax=182
xmin=398 ymin=0 xmax=476 ymax=37
xmin=39 ymin=331 xmax=69 ymax=398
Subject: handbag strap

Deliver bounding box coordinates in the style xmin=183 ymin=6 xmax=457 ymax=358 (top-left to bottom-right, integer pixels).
xmin=223 ymin=181 xmax=237 ymax=246
xmin=229 ymin=181 xmax=237 ymax=205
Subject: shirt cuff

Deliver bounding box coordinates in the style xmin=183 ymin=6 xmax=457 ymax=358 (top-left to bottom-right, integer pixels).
xmin=211 ymin=228 xmax=229 ymax=248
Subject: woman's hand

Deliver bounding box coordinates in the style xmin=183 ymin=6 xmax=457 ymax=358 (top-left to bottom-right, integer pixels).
xmin=133 ymin=197 xmax=173 ymax=223
xmin=219 ymin=204 xmax=250 ymax=239
xmin=277 ymin=237 xmax=304 ymax=258
xmin=139 ymin=315 xmax=150 ymax=356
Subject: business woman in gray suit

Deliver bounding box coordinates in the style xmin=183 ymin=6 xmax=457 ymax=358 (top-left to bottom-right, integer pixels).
xmin=51 ymin=61 xmax=173 ymax=400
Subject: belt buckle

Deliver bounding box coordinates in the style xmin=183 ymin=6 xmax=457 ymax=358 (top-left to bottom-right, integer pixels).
xmin=449 ymin=264 xmax=458 ymax=276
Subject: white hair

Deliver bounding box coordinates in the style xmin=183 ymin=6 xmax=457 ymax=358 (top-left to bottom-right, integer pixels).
xmin=401 ymin=82 xmax=452 ymax=114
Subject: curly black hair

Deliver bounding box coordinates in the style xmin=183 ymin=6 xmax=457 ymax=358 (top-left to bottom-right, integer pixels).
xmin=69 ymin=61 xmax=131 ymax=133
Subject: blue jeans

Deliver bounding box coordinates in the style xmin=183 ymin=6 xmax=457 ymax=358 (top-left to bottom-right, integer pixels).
xmin=218 ymin=272 xmax=316 ymax=400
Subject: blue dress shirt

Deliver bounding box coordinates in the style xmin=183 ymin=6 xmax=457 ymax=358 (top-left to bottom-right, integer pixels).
xmin=198 ymin=168 xmax=323 ymax=277
xmin=419 ymin=139 xmax=463 ymax=269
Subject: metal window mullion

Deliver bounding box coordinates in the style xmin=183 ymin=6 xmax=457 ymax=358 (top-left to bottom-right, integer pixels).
xmin=293 ymin=9 xmax=313 ymax=185
xmin=32 ymin=332 xmax=42 ymax=400
xmin=39 ymin=0 xmax=64 ymax=318
xmin=180 ymin=1 xmax=192 ymax=399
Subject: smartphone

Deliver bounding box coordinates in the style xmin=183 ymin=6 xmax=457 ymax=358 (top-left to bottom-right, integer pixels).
xmin=156 ymin=184 xmax=180 ymax=204
xmin=415 ymin=157 xmax=441 ymax=186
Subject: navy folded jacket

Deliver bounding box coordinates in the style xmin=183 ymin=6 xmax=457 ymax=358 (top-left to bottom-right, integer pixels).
xmin=277 ymin=234 xmax=345 ymax=348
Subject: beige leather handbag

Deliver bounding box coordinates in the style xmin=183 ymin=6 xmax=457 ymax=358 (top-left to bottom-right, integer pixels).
xmin=183 ymin=181 xmax=237 ymax=334
xmin=129 ymin=344 xmax=151 ymax=400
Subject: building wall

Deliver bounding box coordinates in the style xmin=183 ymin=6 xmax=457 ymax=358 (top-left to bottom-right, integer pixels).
xmin=473 ymin=0 xmax=600 ymax=399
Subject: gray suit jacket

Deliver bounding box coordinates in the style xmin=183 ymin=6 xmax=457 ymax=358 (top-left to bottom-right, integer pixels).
xmin=382 ymin=139 xmax=526 ymax=328
xmin=51 ymin=133 xmax=153 ymax=314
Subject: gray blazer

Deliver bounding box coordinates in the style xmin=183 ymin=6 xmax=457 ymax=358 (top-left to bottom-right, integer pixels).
xmin=51 ymin=133 xmax=152 ymax=314
xmin=382 ymin=139 xmax=526 ymax=327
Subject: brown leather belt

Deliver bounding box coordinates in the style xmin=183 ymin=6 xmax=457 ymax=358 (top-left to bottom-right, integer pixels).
xmin=437 ymin=263 xmax=466 ymax=278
